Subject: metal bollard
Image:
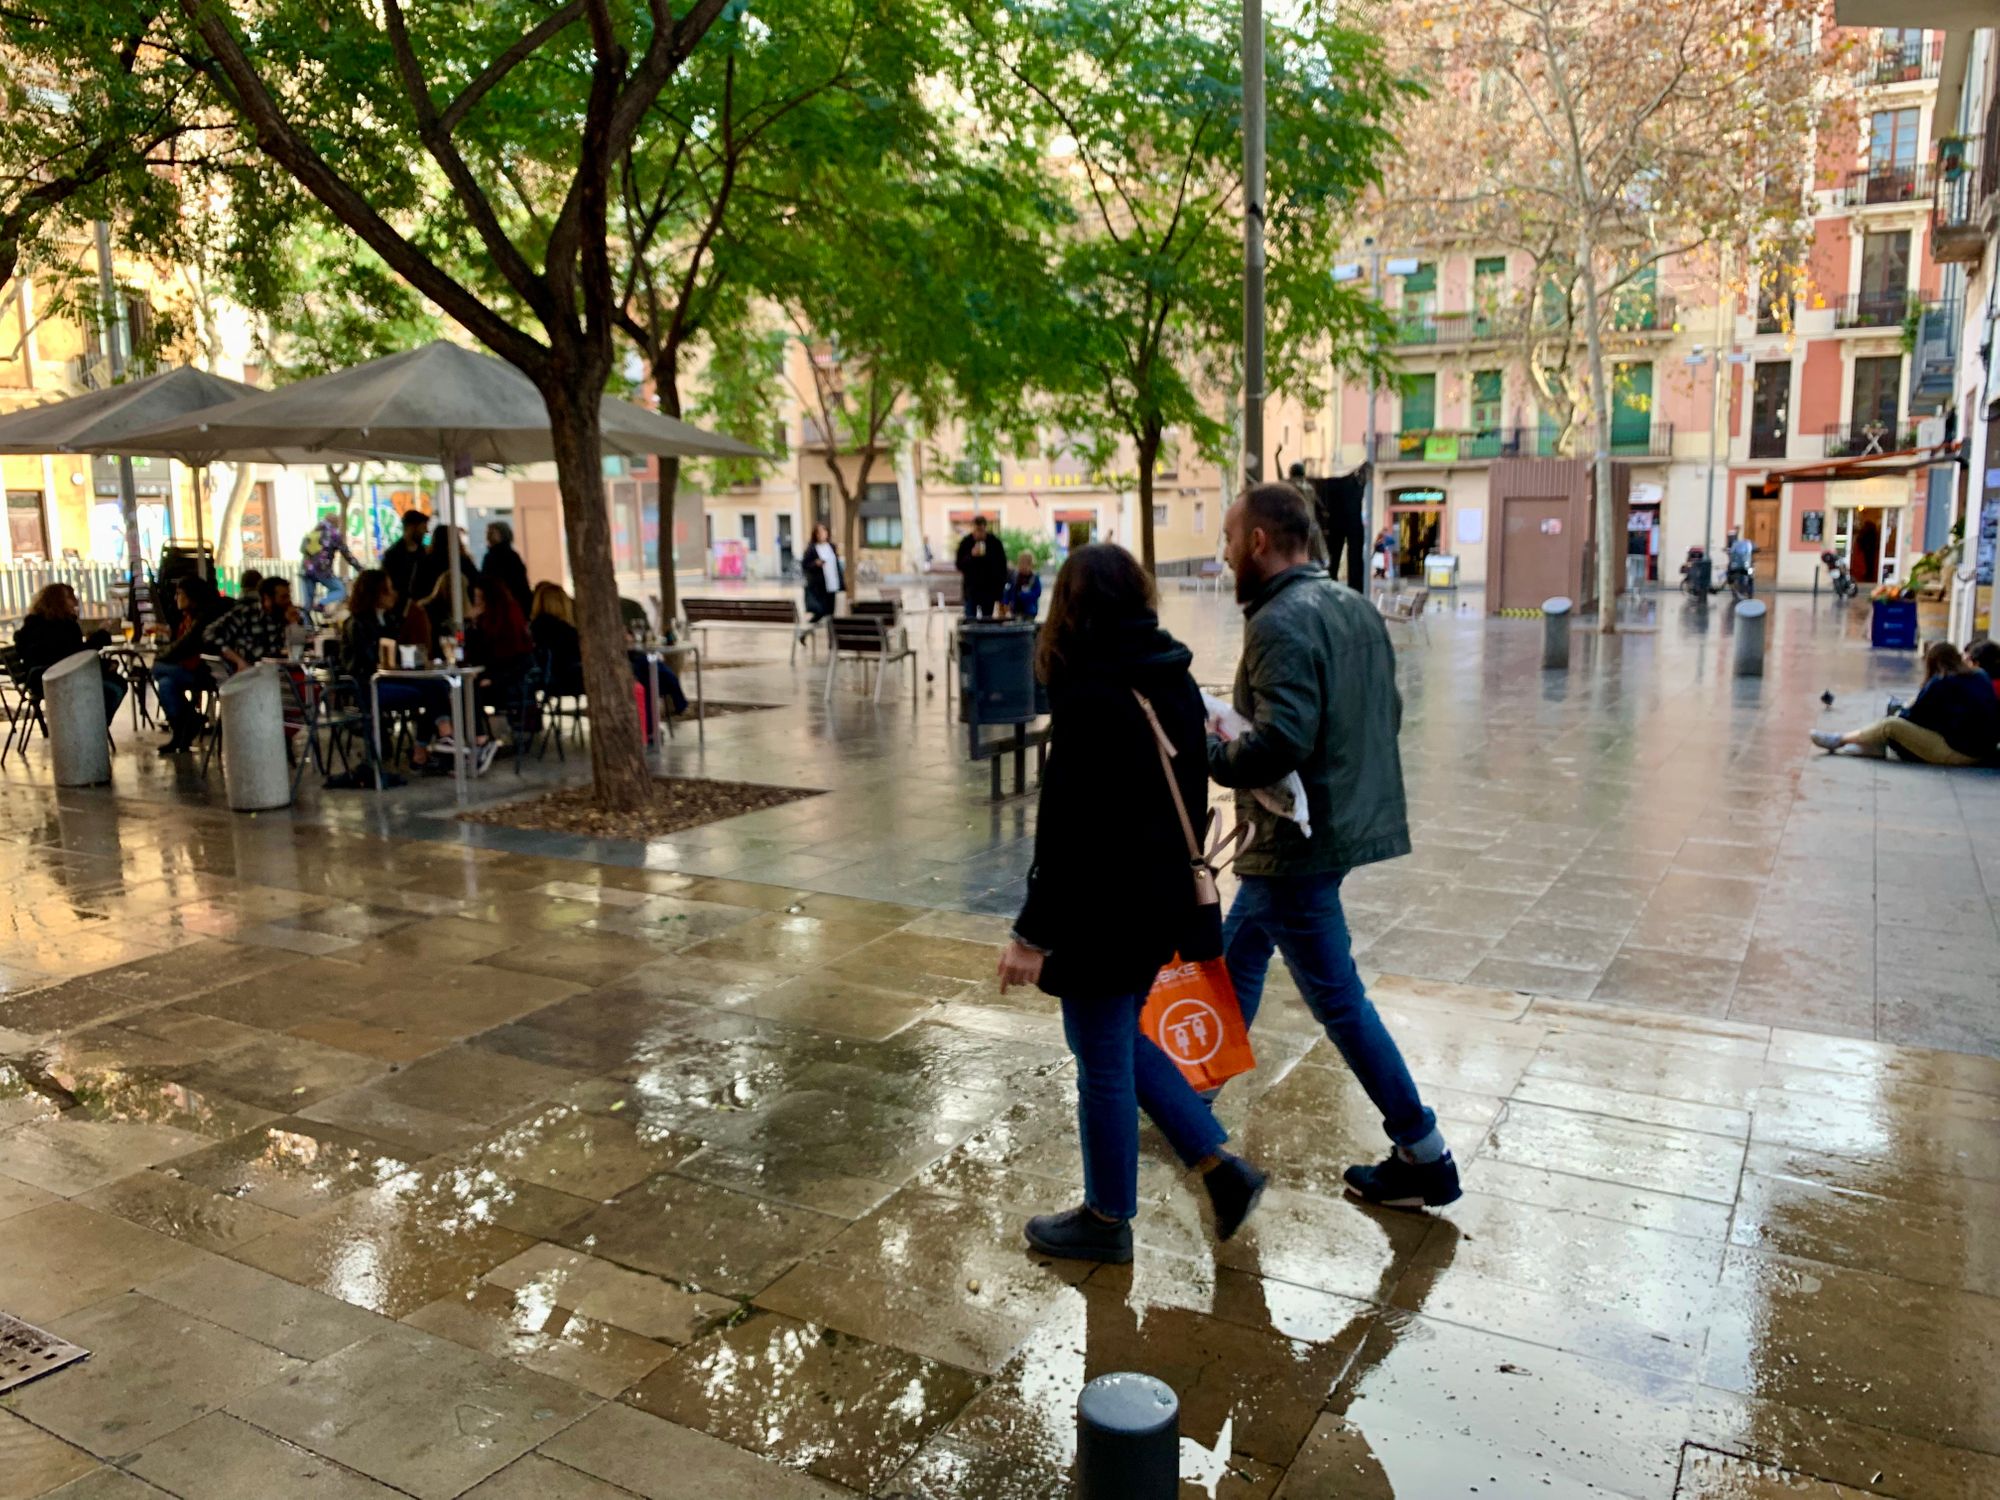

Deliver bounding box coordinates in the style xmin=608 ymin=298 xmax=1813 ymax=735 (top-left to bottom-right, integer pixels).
xmin=1733 ymin=599 xmax=1768 ymax=678
xmin=1078 ymin=1372 xmax=1177 ymax=1499
xmin=43 ymin=650 xmax=110 ymax=787
xmin=219 ymin=663 xmax=293 ymax=811
xmin=1541 ymin=596 xmax=1573 ymax=670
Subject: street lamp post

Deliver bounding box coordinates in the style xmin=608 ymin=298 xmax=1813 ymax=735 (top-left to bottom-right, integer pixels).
xmin=1243 ymin=0 xmax=1266 ymax=487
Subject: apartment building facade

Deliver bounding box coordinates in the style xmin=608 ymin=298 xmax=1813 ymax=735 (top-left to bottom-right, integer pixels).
xmin=1325 ymin=23 xmax=1960 ymax=597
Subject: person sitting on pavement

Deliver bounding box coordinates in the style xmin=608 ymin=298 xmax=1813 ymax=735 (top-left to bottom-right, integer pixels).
xmin=1964 ymin=637 xmax=2000 ymax=699
xmin=481 ymin=520 xmax=533 ymax=614
xmin=208 ymin=575 xmax=301 ymax=673
xmin=1812 ymin=641 xmax=2000 ymax=765
xmin=955 ymin=514 xmax=1009 ymax=620
xmin=1000 ymin=550 xmax=1042 ymax=621
xmin=13 ymin=583 xmax=125 ymax=723
xmin=341 ymin=569 xmax=451 ymax=770
xmin=997 ymin=542 xmax=1265 ymax=1264
xmin=151 ymin=576 xmax=232 ymax=755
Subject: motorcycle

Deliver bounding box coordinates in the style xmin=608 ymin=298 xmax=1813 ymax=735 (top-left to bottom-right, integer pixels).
xmin=1820 ymin=548 xmax=1857 ymax=600
xmin=1679 ymin=545 xmax=1713 ymax=599
xmin=1725 ymin=556 xmax=1755 ymax=601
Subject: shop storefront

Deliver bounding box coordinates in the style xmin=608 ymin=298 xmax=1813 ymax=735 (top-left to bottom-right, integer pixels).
xmin=1387 ymin=486 xmax=1447 ymax=579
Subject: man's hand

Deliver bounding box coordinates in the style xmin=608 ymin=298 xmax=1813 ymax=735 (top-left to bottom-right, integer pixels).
xmin=997 ymin=939 xmax=1045 ymax=994
xmin=223 ymin=650 xmax=248 ymax=672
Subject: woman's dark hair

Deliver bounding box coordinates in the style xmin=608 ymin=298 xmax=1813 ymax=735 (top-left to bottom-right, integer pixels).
xmin=1036 ymin=542 xmax=1155 ymax=682
xmin=1967 ymin=637 xmax=2000 ymax=677
xmin=1923 ymin=641 xmax=1969 ymax=682
xmin=349 ymin=569 xmax=392 ymax=616
xmin=27 ymin=583 xmax=75 ymax=619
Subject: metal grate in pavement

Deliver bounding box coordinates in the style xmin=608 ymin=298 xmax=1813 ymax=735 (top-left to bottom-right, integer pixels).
xmin=0 ymin=1312 xmax=88 ymax=1394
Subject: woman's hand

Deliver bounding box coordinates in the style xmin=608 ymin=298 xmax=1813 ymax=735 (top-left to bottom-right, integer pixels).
xmin=997 ymin=939 xmax=1045 ymax=994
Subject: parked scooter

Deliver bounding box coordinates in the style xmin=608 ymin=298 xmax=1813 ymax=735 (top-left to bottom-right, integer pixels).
xmin=1820 ymin=548 xmax=1857 ymax=599
xmin=1679 ymin=545 xmax=1713 ymax=599
xmin=1724 ymin=556 xmax=1755 ymax=601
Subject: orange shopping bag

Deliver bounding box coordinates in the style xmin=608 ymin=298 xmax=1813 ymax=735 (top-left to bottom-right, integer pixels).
xmin=1140 ymin=954 xmax=1255 ymax=1092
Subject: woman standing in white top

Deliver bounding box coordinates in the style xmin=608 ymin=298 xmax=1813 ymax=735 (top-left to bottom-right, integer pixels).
xmin=800 ymin=522 xmax=842 ymax=642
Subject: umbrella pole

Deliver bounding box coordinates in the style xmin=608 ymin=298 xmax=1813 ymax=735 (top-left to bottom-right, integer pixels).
xmin=195 ymin=461 xmax=207 ymax=562
xmin=443 ymin=455 xmax=467 ymax=807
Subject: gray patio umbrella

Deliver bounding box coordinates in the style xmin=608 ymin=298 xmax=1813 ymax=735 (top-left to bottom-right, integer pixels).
xmin=0 ymin=365 xmax=361 ymax=559
xmin=115 ymin=340 xmax=764 ymax=625
xmin=115 ymin=340 xmax=765 ymax=803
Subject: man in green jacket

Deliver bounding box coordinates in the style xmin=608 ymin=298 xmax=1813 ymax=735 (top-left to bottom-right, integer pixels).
xmin=1206 ymin=482 xmax=1459 ymax=1210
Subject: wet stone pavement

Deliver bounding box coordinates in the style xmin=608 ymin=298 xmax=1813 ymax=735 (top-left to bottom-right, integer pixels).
xmin=0 ymin=588 xmax=1996 ymax=1497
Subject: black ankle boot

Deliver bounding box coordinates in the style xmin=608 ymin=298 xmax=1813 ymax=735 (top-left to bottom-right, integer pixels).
xmin=1202 ymin=1153 xmax=1268 ymax=1241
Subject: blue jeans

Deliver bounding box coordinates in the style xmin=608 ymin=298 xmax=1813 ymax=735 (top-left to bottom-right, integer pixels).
xmin=304 ymin=574 xmax=346 ymax=610
xmin=1224 ymin=872 xmax=1441 ymax=1156
xmin=1063 ymin=992 xmax=1228 ymax=1222
xmin=151 ymin=661 xmax=208 ymax=722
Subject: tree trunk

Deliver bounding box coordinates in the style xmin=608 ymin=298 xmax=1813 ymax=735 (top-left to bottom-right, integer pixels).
xmin=1577 ymin=247 xmax=1619 ymax=634
xmin=545 ymin=378 xmax=652 ymax=812
xmin=213 ymin=463 xmax=259 ymax=566
xmin=1136 ymin=425 xmax=1160 ymax=572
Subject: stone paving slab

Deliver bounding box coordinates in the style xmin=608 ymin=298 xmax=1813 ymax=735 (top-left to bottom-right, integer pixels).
xmin=0 ymin=588 xmax=1996 ymax=1495
xmin=0 ymin=826 xmax=1994 ymax=1496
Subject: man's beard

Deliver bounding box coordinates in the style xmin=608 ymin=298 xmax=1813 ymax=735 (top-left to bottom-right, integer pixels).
xmin=1234 ymin=562 xmax=1259 ymax=604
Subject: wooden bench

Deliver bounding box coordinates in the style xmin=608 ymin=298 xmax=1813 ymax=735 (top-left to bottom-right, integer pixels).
xmin=1377 ymin=586 xmax=1430 ymax=642
xmin=682 ymin=596 xmax=811 ymax=663
xmin=823 ymin=615 xmax=918 ymax=704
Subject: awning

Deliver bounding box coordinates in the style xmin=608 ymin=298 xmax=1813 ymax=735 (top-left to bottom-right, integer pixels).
xmin=1760 ymin=442 xmax=1958 ymax=486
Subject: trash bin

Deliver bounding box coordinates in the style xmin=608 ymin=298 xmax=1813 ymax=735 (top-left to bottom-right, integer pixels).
xmin=1423 ymin=554 xmax=1459 ymax=590
xmin=958 ymin=622 xmax=1041 ymax=725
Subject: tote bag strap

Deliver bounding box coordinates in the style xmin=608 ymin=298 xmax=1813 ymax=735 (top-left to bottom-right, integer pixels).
xmin=1131 ymin=689 xmax=1203 ymax=862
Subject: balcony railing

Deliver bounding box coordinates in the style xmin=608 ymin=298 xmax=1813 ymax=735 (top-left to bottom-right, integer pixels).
xmin=1609 ymin=292 xmax=1678 ymax=333
xmin=1933 ymin=129 xmax=1991 ymax=262
xmin=1835 ymin=291 xmax=1920 ymax=330
xmin=1823 ymin=420 xmax=1920 ymax=458
xmin=1749 ymin=426 xmax=1788 ymax=460
xmin=1845 ymin=164 xmax=1933 ymax=207
xmin=1375 ymin=428 xmax=1507 ymax=461
xmin=1376 ymin=423 xmax=1673 ymax=462
xmin=1391 ymin=311 xmax=1505 ymax=346
xmin=1867 ymin=37 xmax=1942 ymax=86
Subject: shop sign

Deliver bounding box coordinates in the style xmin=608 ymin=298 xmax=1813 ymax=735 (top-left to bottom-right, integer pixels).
xmin=1422 ymin=434 xmax=1460 ymax=463
xmin=1801 ymin=510 xmax=1824 ymax=542
xmin=1541 ymin=518 xmax=1563 ymax=535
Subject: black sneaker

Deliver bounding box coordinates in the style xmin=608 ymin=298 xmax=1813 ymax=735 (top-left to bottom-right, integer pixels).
xmin=1202 ymin=1153 xmax=1267 ymax=1241
xmin=1343 ymin=1149 xmax=1462 ymax=1210
xmin=1024 ymin=1206 xmax=1133 ymax=1264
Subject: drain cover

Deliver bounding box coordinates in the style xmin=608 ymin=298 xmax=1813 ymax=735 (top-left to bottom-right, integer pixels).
xmin=0 ymin=1312 xmax=88 ymax=1393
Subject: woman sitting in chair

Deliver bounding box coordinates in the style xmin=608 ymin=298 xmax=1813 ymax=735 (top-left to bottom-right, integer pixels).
xmin=340 ymin=569 xmax=452 ymax=771
xmin=530 ymin=581 xmax=687 ymax=722
xmin=15 ymin=583 xmax=125 ymax=724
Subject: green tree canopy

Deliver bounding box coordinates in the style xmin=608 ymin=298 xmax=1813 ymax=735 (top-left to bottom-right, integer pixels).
xmin=954 ymin=0 xmax=1411 ymax=568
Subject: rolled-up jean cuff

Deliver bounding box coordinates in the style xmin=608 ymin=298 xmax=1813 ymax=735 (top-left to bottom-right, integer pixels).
xmin=1400 ymin=1125 xmax=1447 ymax=1164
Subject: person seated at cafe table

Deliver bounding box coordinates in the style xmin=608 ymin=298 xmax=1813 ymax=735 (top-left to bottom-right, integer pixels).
xmin=530 ymin=580 xmax=688 ymax=718
xmin=340 ymin=568 xmax=453 ymax=771
xmin=151 ymin=575 xmax=231 ymax=755
xmin=207 ymin=574 xmax=301 ymax=673
xmin=13 ymin=582 xmax=126 ymax=722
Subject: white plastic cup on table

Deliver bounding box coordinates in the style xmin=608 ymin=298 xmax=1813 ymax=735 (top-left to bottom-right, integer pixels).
xmin=399 ymin=645 xmax=421 ymax=669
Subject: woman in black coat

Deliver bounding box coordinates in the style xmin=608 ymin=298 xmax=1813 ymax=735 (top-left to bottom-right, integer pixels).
xmin=14 ymin=583 xmax=125 ymax=722
xmin=997 ymin=543 xmax=1264 ymax=1263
